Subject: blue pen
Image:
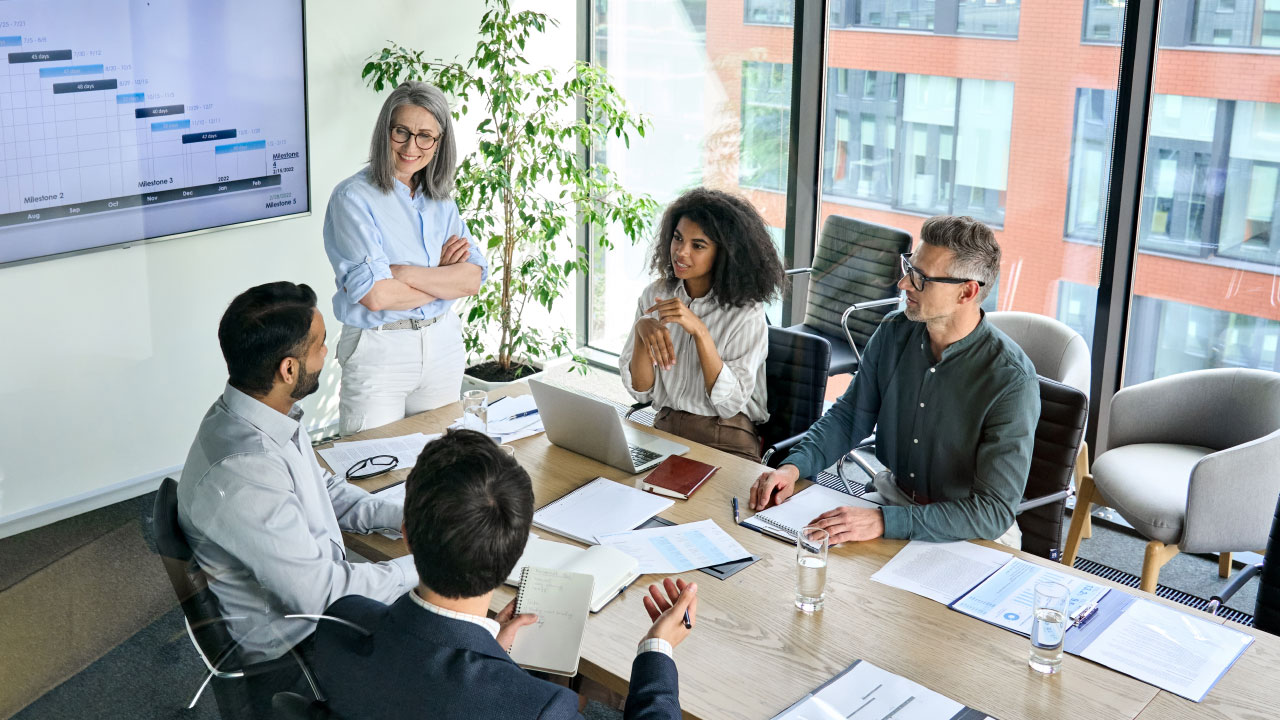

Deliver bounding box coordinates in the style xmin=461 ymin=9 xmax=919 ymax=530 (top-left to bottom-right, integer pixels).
xmin=502 ymin=409 xmax=539 ymax=421
xmin=732 ymin=497 xmax=740 ymax=524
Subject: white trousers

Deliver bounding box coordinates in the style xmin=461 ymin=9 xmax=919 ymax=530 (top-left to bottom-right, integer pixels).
xmin=868 ymin=469 xmax=1023 ymax=550
xmin=336 ymin=312 xmax=465 ymax=436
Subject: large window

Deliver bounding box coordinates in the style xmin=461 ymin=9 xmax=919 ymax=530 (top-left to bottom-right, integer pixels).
xmin=588 ymin=0 xmax=794 ymax=355
xmin=1086 ymin=0 xmax=1280 ymax=48
xmin=826 ymin=0 xmax=1021 ymax=37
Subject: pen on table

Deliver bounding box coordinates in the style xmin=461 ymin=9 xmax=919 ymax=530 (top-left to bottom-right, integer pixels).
xmin=500 ymin=409 xmax=539 ymax=422
xmin=732 ymin=497 xmax=740 ymax=524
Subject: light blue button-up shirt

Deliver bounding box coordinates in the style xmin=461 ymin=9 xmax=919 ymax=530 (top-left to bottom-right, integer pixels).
xmin=322 ymin=168 xmax=489 ymax=329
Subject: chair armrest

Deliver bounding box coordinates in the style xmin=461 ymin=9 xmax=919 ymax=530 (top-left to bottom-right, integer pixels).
xmin=1205 ymin=563 xmax=1264 ymax=615
xmin=840 ymin=297 xmax=902 ymax=363
xmin=625 ymin=402 xmax=652 ymax=420
xmin=761 ymin=432 xmax=808 ymax=467
xmin=1016 ymin=490 xmax=1071 ymax=514
xmin=1182 ymin=429 xmax=1280 ymax=553
xmin=785 ymin=267 xmax=813 ymax=276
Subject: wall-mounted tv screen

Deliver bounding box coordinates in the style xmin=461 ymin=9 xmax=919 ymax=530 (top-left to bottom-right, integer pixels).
xmin=0 ymin=0 xmax=308 ymax=267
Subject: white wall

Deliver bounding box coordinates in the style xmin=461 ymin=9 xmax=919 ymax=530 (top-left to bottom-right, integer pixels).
xmin=0 ymin=0 xmax=577 ymax=537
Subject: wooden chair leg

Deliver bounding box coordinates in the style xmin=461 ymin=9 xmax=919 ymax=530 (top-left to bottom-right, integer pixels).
xmin=1062 ymin=472 xmax=1096 ymax=567
xmin=1074 ymin=443 xmax=1092 ymax=539
xmin=1141 ymin=541 xmax=1180 ymax=593
xmin=1219 ymin=552 xmax=1233 ymax=578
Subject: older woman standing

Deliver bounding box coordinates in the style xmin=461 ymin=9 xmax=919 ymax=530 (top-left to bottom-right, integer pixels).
xmin=324 ymin=81 xmax=487 ymax=435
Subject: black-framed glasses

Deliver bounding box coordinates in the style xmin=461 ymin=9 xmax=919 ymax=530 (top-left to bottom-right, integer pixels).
xmin=389 ymin=125 xmax=440 ymax=151
xmin=899 ymin=253 xmax=986 ymax=293
xmin=346 ymin=454 xmax=399 ymax=480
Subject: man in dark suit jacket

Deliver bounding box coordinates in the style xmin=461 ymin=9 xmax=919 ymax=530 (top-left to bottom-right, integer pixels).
xmin=312 ymin=429 xmax=698 ymax=719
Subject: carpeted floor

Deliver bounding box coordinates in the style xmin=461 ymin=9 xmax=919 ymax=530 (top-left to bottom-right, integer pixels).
xmin=0 ymin=366 xmax=1265 ymax=719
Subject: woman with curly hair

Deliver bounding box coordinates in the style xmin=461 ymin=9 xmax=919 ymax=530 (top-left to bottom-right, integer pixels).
xmin=619 ymin=187 xmax=786 ymax=461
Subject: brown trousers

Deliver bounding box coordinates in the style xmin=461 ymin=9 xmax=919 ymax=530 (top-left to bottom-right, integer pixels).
xmin=654 ymin=407 xmax=761 ymax=462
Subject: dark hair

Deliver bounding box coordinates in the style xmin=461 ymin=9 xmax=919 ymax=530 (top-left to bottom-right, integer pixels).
xmin=403 ymin=429 xmax=534 ymax=598
xmin=649 ymin=187 xmax=786 ymax=308
xmin=217 ymin=282 xmax=318 ymax=396
xmin=919 ymin=215 xmax=1001 ymax=303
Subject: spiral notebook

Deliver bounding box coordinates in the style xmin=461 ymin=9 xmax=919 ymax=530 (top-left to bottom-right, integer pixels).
xmin=507 ymin=566 xmax=595 ymax=677
xmin=741 ymin=484 xmax=881 ymax=542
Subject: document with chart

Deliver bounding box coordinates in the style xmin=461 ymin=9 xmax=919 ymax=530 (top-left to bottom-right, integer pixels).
xmin=0 ymin=0 xmax=309 ymax=265
xmin=771 ymin=659 xmax=994 ymax=720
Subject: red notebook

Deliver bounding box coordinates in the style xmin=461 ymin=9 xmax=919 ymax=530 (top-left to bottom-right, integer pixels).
xmin=641 ymin=455 xmax=719 ymax=500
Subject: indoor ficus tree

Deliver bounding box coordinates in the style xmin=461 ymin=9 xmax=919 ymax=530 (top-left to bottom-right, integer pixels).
xmin=362 ymin=0 xmax=658 ymax=380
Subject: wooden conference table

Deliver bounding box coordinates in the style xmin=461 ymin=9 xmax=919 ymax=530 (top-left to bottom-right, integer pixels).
xmin=317 ymin=384 xmax=1278 ymax=720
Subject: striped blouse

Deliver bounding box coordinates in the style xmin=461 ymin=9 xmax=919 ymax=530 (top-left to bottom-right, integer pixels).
xmin=619 ymin=279 xmax=770 ymax=423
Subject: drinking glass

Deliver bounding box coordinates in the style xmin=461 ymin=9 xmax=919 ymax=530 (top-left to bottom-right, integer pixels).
xmin=1029 ymin=580 xmax=1070 ymax=674
xmin=795 ymin=526 xmax=829 ymax=612
xmin=461 ymin=389 xmax=488 ymax=434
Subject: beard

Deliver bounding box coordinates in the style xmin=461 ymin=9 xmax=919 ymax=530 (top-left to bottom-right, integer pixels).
xmin=290 ymin=360 xmax=322 ymax=400
xmin=904 ymin=304 xmax=922 ymax=322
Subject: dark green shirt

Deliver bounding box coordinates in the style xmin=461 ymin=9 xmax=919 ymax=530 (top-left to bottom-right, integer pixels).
xmin=785 ymin=310 xmax=1040 ymax=542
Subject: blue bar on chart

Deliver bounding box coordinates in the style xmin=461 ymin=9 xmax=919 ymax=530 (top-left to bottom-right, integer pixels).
xmin=215 ymin=140 xmax=266 ymax=154
xmin=39 ymin=64 xmax=104 ymax=78
xmin=52 ymin=78 xmax=117 ymax=94
xmin=9 ymin=49 xmax=73 ymax=63
xmin=0 ymin=37 xmax=22 ymax=48
xmin=135 ymin=105 xmax=184 ymax=118
xmin=116 ymin=93 xmax=145 ymax=104
xmin=151 ymin=119 xmax=191 ymax=132
xmin=182 ymin=129 xmax=236 ymax=144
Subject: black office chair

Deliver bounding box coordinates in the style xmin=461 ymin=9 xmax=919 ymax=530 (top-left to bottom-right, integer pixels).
xmin=1206 ymin=494 xmax=1280 ymax=636
xmin=785 ymin=215 xmax=911 ymax=376
xmin=758 ymin=326 xmax=831 ymax=466
xmin=626 ymin=325 xmax=830 ymax=465
xmin=151 ymin=477 xmax=325 ymax=718
xmin=839 ymin=376 xmax=1088 ymax=562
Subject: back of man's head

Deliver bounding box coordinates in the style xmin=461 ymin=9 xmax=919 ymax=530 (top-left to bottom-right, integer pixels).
xmin=404 ymin=429 xmax=534 ymax=598
xmin=919 ymin=215 xmax=1001 ymax=304
xmin=218 ymin=282 xmax=317 ymax=396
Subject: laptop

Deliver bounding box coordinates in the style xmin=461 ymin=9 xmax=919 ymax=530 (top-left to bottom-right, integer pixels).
xmin=528 ymin=379 xmax=689 ymax=473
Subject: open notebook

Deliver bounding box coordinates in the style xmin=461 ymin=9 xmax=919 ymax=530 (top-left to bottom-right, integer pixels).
xmin=742 ymin=484 xmax=881 ymax=542
xmin=508 ymin=567 xmax=594 ymax=677
xmin=532 ymin=476 xmax=674 ymax=545
xmin=506 ymin=534 xmax=639 ymax=612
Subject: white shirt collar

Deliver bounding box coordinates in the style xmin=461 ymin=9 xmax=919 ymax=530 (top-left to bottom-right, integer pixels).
xmin=408 ymin=589 xmax=500 ymax=639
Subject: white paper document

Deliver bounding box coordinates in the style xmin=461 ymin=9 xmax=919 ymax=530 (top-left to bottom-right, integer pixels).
xmin=950 ymin=557 xmax=1108 ymax=636
xmin=871 ymin=541 xmax=1012 ymax=605
xmin=317 ymin=433 xmax=439 ymax=481
xmin=1079 ymin=598 xmax=1254 ymax=702
xmin=533 ymin=477 xmax=674 ymax=545
xmin=450 ymin=394 xmax=545 ymax=442
xmin=772 ymin=659 xmax=985 ymax=720
xmin=597 ymin=519 xmax=751 ymax=573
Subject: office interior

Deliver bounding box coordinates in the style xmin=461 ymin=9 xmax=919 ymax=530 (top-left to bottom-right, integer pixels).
xmin=0 ymin=1 xmax=1278 ymax=719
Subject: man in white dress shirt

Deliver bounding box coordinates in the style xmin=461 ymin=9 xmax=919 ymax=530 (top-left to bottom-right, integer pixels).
xmin=177 ymin=281 xmax=416 ymax=715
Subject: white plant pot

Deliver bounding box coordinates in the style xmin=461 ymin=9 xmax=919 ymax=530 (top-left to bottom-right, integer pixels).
xmin=461 ymin=357 xmax=566 ymax=393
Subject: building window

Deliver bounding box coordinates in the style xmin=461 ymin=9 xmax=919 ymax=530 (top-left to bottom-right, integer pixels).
xmin=744 ymin=0 xmax=794 ymax=26
xmin=1126 ymin=294 xmax=1280 ymax=385
xmin=741 ymin=61 xmax=792 ymax=192
xmin=957 ymin=0 xmax=1021 ymax=37
xmin=1219 ymin=101 xmax=1280 ymax=263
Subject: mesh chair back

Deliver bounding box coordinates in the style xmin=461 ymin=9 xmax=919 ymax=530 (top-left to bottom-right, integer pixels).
xmin=1018 ymin=378 xmax=1089 ymax=560
xmin=758 ymin=326 xmax=831 ymax=453
xmin=152 ymin=477 xmax=255 ymax=718
xmin=1257 ymin=495 xmax=1280 ymax=635
xmin=803 ymin=215 xmax=910 ymax=349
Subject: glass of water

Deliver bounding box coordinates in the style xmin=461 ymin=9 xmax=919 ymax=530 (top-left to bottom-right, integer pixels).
xmin=1029 ymin=580 xmax=1070 ymax=674
xmin=795 ymin=526 xmax=829 ymax=612
xmin=461 ymin=389 xmax=488 ymax=434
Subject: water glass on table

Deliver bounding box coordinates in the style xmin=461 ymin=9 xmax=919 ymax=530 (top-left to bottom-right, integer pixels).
xmin=461 ymin=389 xmax=488 ymax=434
xmin=795 ymin=526 xmax=829 ymax=612
xmin=1029 ymin=580 xmax=1069 ymax=674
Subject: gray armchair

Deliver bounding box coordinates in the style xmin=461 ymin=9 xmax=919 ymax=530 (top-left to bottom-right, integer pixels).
xmin=1062 ymin=368 xmax=1280 ymax=592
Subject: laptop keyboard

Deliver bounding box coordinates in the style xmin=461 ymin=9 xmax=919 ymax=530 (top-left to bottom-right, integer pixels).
xmin=629 ymin=445 xmax=662 ymax=467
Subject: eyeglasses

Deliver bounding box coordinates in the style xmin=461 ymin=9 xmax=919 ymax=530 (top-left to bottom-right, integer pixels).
xmin=345 ymin=454 xmax=399 ymax=480
xmin=899 ymin=253 xmax=986 ymax=293
xmin=389 ymin=125 xmax=440 ymax=151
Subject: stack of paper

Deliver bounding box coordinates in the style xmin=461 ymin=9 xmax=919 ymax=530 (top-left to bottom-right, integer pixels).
xmin=450 ymin=394 xmax=545 ymax=443
xmin=598 ymin=519 xmax=751 ymax=573
xmin=533 ymin=477 xmax=673 ymax=544
xmin=317 ymin=433 xmax=439 ymax=480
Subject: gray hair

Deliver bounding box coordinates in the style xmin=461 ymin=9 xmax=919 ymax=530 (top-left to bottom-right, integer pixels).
xmin=367 ymin=81 xmax=457 ymax=200
xmin=919 ymin=215 xmax=1001 ymax=304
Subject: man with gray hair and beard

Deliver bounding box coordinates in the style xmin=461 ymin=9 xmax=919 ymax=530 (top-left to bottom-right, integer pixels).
xmin=751 ymin=215 xmax=1039 ymax=548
